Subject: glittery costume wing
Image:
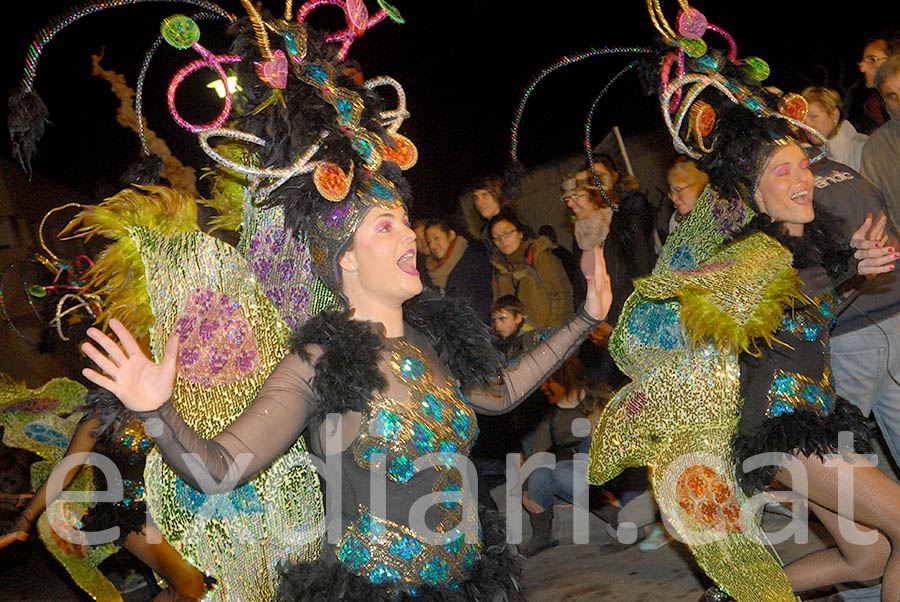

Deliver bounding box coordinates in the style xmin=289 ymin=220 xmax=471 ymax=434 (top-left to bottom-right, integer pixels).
xmin=133 ymin=224 xmax=326 ymax=602
xmin=587 ymin=228 xmax=803 ymax=601
xmin=0 ymin=377 xmax=121 ymax=602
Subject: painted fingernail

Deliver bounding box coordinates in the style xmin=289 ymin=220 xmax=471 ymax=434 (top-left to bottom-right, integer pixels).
xmin=875 ymin=242 xmax=881 ymax=248
xmin=889 ymin=248 xmax=895 ymax=253
xmin=891 ymin=265 xmax=896 ymax=270
xmin=894 ymin=253 xmax=899 ymax=259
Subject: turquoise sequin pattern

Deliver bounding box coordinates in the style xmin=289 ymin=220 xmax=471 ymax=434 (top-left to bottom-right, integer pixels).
xmin=336 ymin=507 xmax=481 ymax=593
xmin=766 ymin=368 xmax=835 ymax=418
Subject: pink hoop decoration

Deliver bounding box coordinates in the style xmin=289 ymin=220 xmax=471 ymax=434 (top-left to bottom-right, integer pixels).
xmin=296 ymin=0 xmax=389 ymax=61
xmin=660 ymin=51 xmax=685 ymax=113
xmin=706 ymin=24 xmax=738 ymax=62
xmin=167 ymin=43 xmax=242 ymax=133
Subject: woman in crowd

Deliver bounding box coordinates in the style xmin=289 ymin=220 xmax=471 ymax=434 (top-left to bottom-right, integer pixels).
xmin=802 ymin=86 xmax=869 ymax=171
xmin=587 ymin=153 xmax=656 ymax=279
xmin=666 ymin=157 xmax=709 ymax=232
xmin=424 ymin=219 xmax=493 ymax=322
xmin=489 ymin=212 xmax=574 ymax=329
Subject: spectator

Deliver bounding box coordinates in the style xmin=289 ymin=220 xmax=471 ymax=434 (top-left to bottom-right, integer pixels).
xmin=519 ymin=356 xmax=607 ymax=557
xmin=490 ymin=295 xmax=547 ymax=359
xmin=471 ymin=295 xmax=552 ymax=511
xmin=587 ymin=153 xmax=655 ymax=279
xmin=538 ymin=223 xmax=587 ymax=305
xmin=801 ymin=87 xmax=868 ymax=171
xmin=459 ymin=173 xmax=524 ymax=253
xmin=488 ymin=212 xmax=573 ymax=328
xmin=849 ymin=32 xmax=895 ymax=134
xmin=411 ymin=218 xmax=435 ymax=287
xmin=812 ymin=155 xmax=900 ymax=602
xmin=424 ymin=218 xmax=493 ymax=322
xmin=861 ymin=55 xmax=900 ymax=225
xmin=666 ymin=156 xmax=709 ymax=232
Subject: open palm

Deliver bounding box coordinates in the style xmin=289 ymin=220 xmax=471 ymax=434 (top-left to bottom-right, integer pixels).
xmin=81 ymin=319 xmax=179 ymax=412
xmin=584 ymin=245 xmax=613 ymax=322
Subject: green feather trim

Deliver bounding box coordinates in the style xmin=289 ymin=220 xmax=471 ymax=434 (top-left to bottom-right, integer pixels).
xmin=676 ymin=266 xmax=803 ymax=354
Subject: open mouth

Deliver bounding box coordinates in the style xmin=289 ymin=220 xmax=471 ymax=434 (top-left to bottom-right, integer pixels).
xmin=397 ymin=249 xmax=419 ymax=276
xmin=790 ymin=189 xmax=811 ymax=204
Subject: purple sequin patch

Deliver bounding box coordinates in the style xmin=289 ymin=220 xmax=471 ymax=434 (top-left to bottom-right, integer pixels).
xmin=173 ymin=289 xmax=261 ymax=386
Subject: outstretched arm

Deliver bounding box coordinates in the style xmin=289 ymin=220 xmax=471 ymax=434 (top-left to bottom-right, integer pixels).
xmin=81 ymin=320 xmax=318 ymax=492
xmin=468 ymin=245 xmax=612 ymax=414
xmin=0 ymin=418 xmax=100 ymax=550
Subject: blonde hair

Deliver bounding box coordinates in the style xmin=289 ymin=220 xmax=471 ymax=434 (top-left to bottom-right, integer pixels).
xmin=801 ymin=86 xmax=844 ymax=128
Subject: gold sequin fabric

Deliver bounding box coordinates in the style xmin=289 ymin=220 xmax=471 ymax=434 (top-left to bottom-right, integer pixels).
xmin=342 ymin=339 xmax=481 ymax=590
xmin=135 ymin=226 xmax=325 ymax=602
xmin=591 ymin=222 xmax=801 ymax=600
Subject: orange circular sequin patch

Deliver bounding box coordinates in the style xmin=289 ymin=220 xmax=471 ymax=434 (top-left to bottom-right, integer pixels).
xmin=676 ymin=464 xmax=743 ymax=533
xmin=314 ymin=162 xmax=353 ymax=202
xmin=383 ymin=133 xmax=418 ymax=170
xmin=779 ymin=93 xmax=808 ymax=122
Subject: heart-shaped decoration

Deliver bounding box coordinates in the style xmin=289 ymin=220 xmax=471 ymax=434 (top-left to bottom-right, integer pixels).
xmin=255 ymin=50 xmax=288 ymax=89
xmin=346 ymin=0 xmax=369 ymax=37
xmin=383 ymin=133 xmax=418 ymax=170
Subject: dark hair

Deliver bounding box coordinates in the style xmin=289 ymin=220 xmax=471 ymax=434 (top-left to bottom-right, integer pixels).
xmin=424 ymin=218 xmax=455 ymax=236
xmin=537 ymin=224 xmax=557 ymax=243
xmin=586 ymin=152 xmax=620 ymax=174
xmin=465 ymin=173 xmax=506 ymax=199
xmin=491 ymin=294 xmax=526 ymax=315
xmin=486 ymin=210 xmax=529 ymax=241
xmin=864 ymin=30 xmax=900 ymax=55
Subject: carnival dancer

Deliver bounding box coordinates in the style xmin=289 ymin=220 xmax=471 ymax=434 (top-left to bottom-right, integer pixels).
xmin=1 ymin=388 xmax=210 ymax=601
xmin=578 ymin=3 xmax=900 ymax=600
xmin=79 ymin=196 xmax=611 ymax=600
xmin=38 ymin=1 xmax=616 ymax=600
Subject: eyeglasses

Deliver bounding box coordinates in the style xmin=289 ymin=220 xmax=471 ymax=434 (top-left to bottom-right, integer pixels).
xmin=492 ymin=229 xmax=519 ymax=242
xmin=859 ymin=55 xmax=888 ymax=68
xmin=669 ymin=184 xmax=692 ymax=198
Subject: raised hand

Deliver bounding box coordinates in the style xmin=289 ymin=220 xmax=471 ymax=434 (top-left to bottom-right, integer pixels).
xmin=584 ymin=245 xmax=613 ymax=322
xmin=81 ymin=319 xmax=179 ymax=412
xmin=851 ymin=212 xmax=896 ymax=276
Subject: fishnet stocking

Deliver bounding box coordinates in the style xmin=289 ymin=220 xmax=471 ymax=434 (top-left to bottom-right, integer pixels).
xmin=776 ymin=452 xmax=900 ymax=601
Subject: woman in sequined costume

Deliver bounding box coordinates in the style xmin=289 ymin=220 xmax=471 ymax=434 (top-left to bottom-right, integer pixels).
xmin=588 ymin=96 xmax=900 ymax=600
xmin=0 ymin=390 xmax=209 ymax=601
xmin=78 ymin=197 xmax=611 ymax=600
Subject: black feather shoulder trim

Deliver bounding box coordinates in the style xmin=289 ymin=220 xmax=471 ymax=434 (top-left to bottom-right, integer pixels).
xmin=733 ymin=398 xmax=871 ymax=495
xmin=402 ymin=289 xmax=505 ymax=392
xmin=275 ymin=509 xmax=522 ymax=602
xmin=290 ymin=309 xmax=388 ymax=419
xmin=290 ymin=290 xmax=505 ymax=419
xmin=76 ymin=389 xmax=139 ymax=440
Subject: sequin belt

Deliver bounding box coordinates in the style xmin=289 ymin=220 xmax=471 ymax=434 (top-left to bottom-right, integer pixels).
xmin=335 ymin=506 xmax=481 ymax=593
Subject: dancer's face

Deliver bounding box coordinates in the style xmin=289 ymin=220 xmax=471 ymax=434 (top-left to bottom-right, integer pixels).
xmin=753 ymin=144 xmax=815 ymax=236
xmin=340 ymin=205 xmax=423 ymax=304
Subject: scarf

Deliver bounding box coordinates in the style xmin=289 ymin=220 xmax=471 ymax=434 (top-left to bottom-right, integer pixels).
xmin=428 ymin=236 xmax=468 ymax=289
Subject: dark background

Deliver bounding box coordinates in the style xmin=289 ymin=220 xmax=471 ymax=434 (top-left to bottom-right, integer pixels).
xmin=3 ymin=0 xmax=891 ymax=217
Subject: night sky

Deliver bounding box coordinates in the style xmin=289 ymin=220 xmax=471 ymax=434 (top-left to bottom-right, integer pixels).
xmin=4 ymin=1 xmax=891 ymax=217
